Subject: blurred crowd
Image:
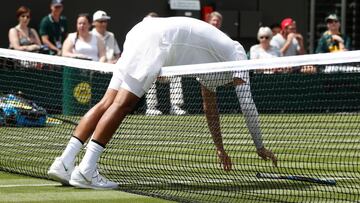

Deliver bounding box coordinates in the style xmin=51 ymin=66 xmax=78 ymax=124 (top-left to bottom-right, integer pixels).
xmin=8 ymin=0 xmax=352 ymax=68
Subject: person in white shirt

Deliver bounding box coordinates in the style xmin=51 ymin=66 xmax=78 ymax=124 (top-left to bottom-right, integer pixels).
xmin=270 ymin=18 xmax=305 ymax=56
xmin=62 ymin=13 xmax=106 ymax=62
xmin=91 ymin=10 xmax=121 ymax=64
xmin=250 ymin=27 xmax=280 ymax=60
xmin=249 ymin=27 xmax=281 ymax=74
xmin=48 ymin=17 xmax=277 ymax=189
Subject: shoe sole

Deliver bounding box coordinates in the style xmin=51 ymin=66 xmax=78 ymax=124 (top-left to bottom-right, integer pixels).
xmin=48 ymin=170 xmax=70 ymax=186
xmin=69 ymin=180 xmax=118 ymax=190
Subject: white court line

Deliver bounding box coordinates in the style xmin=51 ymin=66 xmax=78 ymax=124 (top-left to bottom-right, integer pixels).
xmin=0 ymin=183 xmax=61 ymax=188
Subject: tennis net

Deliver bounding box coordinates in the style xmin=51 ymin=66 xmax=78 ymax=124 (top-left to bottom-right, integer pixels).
xmin=0 ymin=48 xmax=360 ymax=202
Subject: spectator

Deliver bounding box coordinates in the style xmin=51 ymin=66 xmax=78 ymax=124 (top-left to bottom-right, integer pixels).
xmin=144 ymin=12 xmax=187 ymax=116
xmin=250 ymin=27 xmax=280 ymax=59
xmin=8 ymin=6 xmax=42 ymax=52
xmin=316 ymin=14 xmax=351 ymax=53
xmin=62 ymin=13 xmax=106 ymax=62
xmin=270 ymin=23 xmax=281 ymax=36
xmin=249 ymin=27 xmax=281 ymax=74
xmin=92 ymin=10 xmax=121 ymax=64
xmin=39 ymin=0 xmax=68 ymax=55
xmin=270 ymin=17 xmax=305 ymax=56
xmin=206 ymin=11 xmax=223 ymax=29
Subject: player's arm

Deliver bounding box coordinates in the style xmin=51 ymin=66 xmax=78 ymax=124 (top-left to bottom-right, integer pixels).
xmin=234 ymin=77 xmax=277 ymax=167
xmin=200 ymin=85 xmax=232 ymax=172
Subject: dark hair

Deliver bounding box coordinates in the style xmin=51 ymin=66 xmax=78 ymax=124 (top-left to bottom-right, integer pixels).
xmin=270 ymin=23 xmax=281 ymax=30
xmin=16 ymin=6 xmax=31 ymax=19
xmin=77 ymin=13 xmax=92 ymax=24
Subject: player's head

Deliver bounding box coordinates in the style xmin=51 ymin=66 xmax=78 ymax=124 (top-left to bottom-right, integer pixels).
xmin=207 ymin=11 xmax=223 ymax=29
xmin=93 ymin=10 xmax=111 ymax=32
xmin=281 ymin=17 xmax=296 ymax=35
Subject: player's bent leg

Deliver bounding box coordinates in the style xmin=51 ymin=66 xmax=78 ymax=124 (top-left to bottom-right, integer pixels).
xmin=70 ymin=88 xmax=141 ymax=189
xmin=74 ymin=88 xmax=118 ymax=142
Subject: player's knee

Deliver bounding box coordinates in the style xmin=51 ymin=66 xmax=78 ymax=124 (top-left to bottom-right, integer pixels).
xmin=112 ymin=100 xmax=137 ymax=114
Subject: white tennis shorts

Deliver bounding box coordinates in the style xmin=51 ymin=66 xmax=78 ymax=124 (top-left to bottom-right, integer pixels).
xmin=107 ymin=73 xmax=145 ymax=98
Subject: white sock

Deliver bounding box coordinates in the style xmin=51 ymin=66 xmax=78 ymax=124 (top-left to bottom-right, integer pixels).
xmin=60 ymin=137 xmax=83 ymax=167
xmin=78 ymin=140 xmax=104 ymax=179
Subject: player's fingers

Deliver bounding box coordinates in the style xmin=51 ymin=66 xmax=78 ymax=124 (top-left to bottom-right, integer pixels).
xmin=269 ymin=153 xmax=278 ymax=167
xmin=224 ymin=160 xmax=232 ymax=172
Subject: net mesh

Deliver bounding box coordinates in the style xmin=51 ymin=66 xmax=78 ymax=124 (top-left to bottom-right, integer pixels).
xmin=0 ymin=48 xmax=360 ymax=202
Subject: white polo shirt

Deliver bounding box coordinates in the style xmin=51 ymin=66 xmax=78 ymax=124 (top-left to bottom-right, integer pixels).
xmin=92 ymin=29 xmax=121 ymax=61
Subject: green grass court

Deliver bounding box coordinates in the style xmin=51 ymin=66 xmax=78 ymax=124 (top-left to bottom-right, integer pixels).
xmin=0 ymin=171 xmax=173 ymax=203
xmin=1 ymin=114 xmax=360 ymax=202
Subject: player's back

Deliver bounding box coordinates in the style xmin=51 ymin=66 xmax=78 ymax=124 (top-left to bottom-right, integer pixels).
xmin=138 ymin=17 xmax=244 ymax=65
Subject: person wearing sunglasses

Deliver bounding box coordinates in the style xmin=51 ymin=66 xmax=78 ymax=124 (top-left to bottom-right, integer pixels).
xmin=91 ymin=10 xmax=121 ymax=64
xmin=8 ymin=6 xmax=42 ymax=52
xmin=249 ymin=27 xmax=281 ymax=74
xmin=315 ymin=14 xmax=351 ymax=53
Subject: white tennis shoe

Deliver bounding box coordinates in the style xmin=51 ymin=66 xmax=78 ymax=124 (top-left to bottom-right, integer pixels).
xmin=47 ymin=157 xmax=74 ymax=185
xmin=170 ymin=105 xmax=187 ymax=115
xmin=69 ymin=166 xmax=118 ymax=189
xmin=145 ymin=108 xmax=163 ymax=116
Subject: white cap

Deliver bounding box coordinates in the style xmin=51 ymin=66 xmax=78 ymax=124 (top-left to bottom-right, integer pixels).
xmin=93 ymin=10 xmax=111 ymax=21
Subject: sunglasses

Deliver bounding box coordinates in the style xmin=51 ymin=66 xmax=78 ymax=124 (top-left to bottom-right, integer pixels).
xmin=97 ymin=20 xmax=108 ymax=23
xmin=327 ymin=20 xmax=339 ymax=24
xmin=259 ymin=36 xmax=270 ymax=40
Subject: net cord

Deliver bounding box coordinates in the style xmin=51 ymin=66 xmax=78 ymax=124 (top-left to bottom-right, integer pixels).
xmin=0 ymin=48 xmax=360 ymax=77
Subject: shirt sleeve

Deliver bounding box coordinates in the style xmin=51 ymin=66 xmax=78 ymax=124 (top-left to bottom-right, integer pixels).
xmin=39 ymin=17 xmax=48 ymax=36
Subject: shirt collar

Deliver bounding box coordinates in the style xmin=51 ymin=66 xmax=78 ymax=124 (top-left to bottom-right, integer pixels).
xmin=92 ymin=28 xmax=110 ymax=39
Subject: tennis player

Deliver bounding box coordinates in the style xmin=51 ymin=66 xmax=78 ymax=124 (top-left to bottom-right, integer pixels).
xmin=48 ymin=16 xmax=277 ymax=189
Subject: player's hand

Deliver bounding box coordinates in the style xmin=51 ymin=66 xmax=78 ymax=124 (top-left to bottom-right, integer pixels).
xmin=217 ymin=150 xmax=232 ymax=172
xmin=257 ymin=147 xmax=277 ymax=167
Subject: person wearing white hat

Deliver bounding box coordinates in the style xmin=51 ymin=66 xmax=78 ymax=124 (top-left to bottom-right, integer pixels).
xmin=92 ymin=10 xmax=121 ymax=64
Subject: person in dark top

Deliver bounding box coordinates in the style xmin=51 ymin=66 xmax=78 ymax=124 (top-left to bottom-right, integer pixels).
xmin=39 ymin=0 xmax=68 ymax=55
